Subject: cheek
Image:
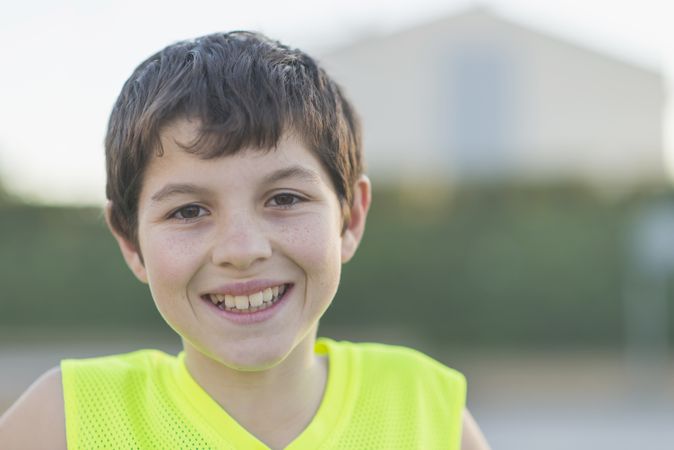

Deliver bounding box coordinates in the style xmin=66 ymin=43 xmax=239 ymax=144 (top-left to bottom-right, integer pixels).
xmin=142 ymin=230 xmax=206 ymax=286
xmin=281 ymin=214 xmax=343 ymax=286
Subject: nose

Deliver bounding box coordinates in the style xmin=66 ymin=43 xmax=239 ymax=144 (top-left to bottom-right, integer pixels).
xmin=210 ymin=212 xmax=272 ymax=270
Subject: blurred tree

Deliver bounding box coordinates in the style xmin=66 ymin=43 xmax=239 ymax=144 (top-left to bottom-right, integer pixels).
xmin=0 ymin=180 xmax=10 ymax=204
xmin=1 ymin=183 xmax=671 ymax=350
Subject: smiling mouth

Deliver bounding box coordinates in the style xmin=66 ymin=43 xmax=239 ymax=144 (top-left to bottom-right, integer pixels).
xmin=204 ymin=284 xmax=290 ymax=313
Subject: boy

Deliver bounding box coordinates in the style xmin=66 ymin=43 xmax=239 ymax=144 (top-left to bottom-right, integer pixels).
xmin=0 ymin=31 xmax=490 ymax=449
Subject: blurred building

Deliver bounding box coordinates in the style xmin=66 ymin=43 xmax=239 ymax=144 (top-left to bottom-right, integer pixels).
xmin=320 ymin=7 xmax=665 ymax=187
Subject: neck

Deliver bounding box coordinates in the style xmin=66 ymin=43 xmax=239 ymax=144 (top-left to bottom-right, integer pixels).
xmin=182 ymin=331 xmax=327 ymax=449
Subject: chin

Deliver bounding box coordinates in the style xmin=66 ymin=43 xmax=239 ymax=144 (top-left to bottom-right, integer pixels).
xmin=212 ymin=338 xmax=294 ymax=372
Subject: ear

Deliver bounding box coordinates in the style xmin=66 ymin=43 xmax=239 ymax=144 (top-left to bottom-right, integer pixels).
xmin=341 ymin=175 xmax=372 ymax=263
xmin=104 ymin=202 xmax=148 ymax=284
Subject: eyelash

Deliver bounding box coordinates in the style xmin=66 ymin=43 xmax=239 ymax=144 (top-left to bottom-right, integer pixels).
xmin=267 ymin=192 xmax=306 ymax=208
xmin=167 ymin=193 xmax=306 ymax=222
xmin=168 ymin=204 xmax=209 ymax=221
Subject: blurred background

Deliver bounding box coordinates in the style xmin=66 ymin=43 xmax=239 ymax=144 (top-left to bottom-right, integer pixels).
xmin=1 ymin=1 xmax=673 ymax=448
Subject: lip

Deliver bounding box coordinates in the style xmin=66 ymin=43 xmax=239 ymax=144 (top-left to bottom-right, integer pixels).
xmin=202 ymin=279 xmax=290 ymax=297
xmin=201 ymin=283 xmax=294 ymax=325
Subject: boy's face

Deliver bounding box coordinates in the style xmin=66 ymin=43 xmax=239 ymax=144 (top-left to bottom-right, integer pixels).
xmin=109 ymin=119 xmax=369 ymax=370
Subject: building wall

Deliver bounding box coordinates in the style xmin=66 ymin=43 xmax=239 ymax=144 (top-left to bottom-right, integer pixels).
xmin=320 ymin=9 xmax=665 ymax=186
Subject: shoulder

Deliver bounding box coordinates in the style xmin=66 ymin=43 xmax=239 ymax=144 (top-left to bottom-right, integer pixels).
xmin=462 ymin=409 xmax=492 ymax=450
xmin=0 ymin=366 xmax=67 ymax=450
xmin=326 ymin=339 xmax=467 ymax=414
xmin=323 ymin=340 xmax=470 ymax=447
xmin=334 ymin=340 xmax=466 ymax=385
xmin=59 ymin=349 xmax=177 ymax=410
xmin=60 ymin=348 xmax=173 ymax=376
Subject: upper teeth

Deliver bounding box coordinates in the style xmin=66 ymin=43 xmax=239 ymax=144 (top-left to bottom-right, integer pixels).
xmin=210 ymin=285 xmax=286 ymax=310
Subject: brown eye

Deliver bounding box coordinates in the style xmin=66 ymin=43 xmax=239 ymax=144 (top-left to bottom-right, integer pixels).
xmin=273 ymin=194 xmax=298 ymax=206
xmin=270 ymin=193 xmax=303 ymax=208
xmin=172 ymin=205 xmax=206 ymax=220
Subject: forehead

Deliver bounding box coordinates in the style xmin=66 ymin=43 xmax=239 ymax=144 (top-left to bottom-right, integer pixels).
xmin=140 ymin=119 xmax=332 ymax=192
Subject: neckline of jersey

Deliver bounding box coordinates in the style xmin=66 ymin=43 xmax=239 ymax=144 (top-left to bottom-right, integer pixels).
xmin=169 ymin=337 xmax=353 ymax=449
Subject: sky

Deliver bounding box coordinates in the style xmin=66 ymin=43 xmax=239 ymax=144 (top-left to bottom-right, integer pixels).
xmin=0 ymin=0 xmax=671 ymax=205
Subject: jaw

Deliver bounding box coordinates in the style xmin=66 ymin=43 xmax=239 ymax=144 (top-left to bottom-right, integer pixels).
xmin=181 ymin=320 xmax=320 ymax=375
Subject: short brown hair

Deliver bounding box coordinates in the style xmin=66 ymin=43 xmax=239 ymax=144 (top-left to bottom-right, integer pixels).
xmin=105 ymin=31 xmax=362 ymax=245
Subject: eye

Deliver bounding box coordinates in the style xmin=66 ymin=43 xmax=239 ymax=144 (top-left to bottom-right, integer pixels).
xmin=268 ymin=193 xmax=304 ymax=208
xmin=170 ymin=204 xmax=209 ymax=220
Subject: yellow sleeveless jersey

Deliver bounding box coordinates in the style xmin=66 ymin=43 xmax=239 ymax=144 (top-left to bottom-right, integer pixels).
xmin=61 ymin=338 xmax=466 ymax=449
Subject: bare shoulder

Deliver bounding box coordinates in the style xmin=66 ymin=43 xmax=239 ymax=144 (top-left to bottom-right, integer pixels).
xmin=461 ymin=408 xmax=491 ymax=450
xmin=0 ymin=366 xmax=67 ymax=450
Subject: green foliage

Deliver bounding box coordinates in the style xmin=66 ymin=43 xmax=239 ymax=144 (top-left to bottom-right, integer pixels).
xmin=0 ymin=181 xmax=12 ymax=205
xmin=0 ymin=184 xmax=670 ymax=348
xmin=0 ymin=205 xmax=163 ymax=329
xmin=326 ymin=183 xmax=656 ymax=348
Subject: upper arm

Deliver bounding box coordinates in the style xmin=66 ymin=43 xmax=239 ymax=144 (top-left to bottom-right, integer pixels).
xmin=461 ymin=408 xmax=491 ymax=450
xmin=0 ymin=366 xmax=67 ymax=450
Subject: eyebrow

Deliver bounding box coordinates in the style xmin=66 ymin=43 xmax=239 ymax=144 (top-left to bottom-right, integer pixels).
xmin=264 ymin=165 xmax=323 ymax=185
xmin=150 ymin=183 xmax=210 ymax=203
xmin=149 ymin=166 xmax=323 ymax=203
